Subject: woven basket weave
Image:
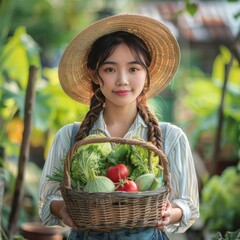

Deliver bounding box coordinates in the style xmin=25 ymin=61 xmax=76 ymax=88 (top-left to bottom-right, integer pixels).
xmin=60 ymin=137 xmax=170 ymax=231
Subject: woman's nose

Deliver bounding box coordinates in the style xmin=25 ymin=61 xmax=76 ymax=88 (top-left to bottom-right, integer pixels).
xmin=116 ymin=70 xmax=129 ymax=85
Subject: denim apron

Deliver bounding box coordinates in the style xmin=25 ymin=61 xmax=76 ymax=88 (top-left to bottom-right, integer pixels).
xmin=68 ymin=228 xmax=169 ymax=240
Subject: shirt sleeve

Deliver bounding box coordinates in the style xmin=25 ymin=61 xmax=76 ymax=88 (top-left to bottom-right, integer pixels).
xmin=164 ymin=124 xmax=200 ymax=234
xmin=38 ymin=124 xmax=73 ymax=226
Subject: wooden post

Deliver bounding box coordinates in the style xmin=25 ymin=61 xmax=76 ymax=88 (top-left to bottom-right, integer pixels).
xmin=8 ymin=66 xmax=38 ymax=238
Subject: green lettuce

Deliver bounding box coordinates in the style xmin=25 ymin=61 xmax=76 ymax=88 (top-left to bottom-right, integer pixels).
xmin=47 ymin=134 xmax=112 ymax=190
xmin=129 ymin=144 xmax=159 ymax=180
xmin=70 ymin=134 xmax=112 ymax=188
xmin=106 ymin=137 xmax=160 ymax=180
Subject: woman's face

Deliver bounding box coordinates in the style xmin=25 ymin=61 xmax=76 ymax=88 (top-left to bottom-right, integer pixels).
xmin=98 ymin=43 xmax=147 ymax=108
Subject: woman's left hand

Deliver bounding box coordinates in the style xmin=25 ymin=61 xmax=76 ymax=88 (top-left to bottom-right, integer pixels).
xmin=157 ymin=200 xmax=172 ymax=230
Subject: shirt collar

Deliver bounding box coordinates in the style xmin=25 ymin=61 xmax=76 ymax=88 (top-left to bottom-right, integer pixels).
xmin=91 ymin=110 xmax=147 ymax=133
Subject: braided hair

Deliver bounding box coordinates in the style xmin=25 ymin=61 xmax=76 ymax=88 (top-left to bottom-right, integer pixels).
xmin=75 ymin=31 xmax=163 ymax=150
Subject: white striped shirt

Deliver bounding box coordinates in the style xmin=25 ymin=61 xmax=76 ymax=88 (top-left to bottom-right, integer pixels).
xmin=38 ymin=112 xmax=199 ymax=234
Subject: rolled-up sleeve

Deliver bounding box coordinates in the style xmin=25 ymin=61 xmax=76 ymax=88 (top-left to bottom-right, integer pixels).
xmin=164 ymin=125 xmax=199 ymax=233
xmin=38 ymin=124 xmax=73 ymax=226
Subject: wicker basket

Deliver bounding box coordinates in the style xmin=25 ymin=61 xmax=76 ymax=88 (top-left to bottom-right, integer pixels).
xmin=60 ymin=137 xmax=170 ymax=231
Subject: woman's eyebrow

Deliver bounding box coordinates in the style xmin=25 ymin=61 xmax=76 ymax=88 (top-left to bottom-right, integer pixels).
xmin=128 ymin=61 xmax=142 ymax=65
xmin=102 ymin=61 xmax=142 ymax=65
xmin=102 ymin=61 xmax=116 ymax=65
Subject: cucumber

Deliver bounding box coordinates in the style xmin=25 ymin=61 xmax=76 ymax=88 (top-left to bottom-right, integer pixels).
xmin=135 ymin=173 xmax=155 ymax=191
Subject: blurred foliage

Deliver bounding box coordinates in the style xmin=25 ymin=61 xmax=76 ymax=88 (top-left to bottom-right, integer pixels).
xmin=3 ymin=0 xmax=144 ymax=66
xmin=211 ymin=229 xmax=240 ymax=240
xmin=178 ymin=46 xmax=240 ymax=162
xmin=201 ymin=164 xmax=240 ymax=232
xmin=0 ymin=26 xmax=89 ymax=159
xmin=1 ymin=160 xmax=42 ymax=235
xmin=7 ymin=0 xmax=93 ymax=65
xmin=0 ymin=26 xmax=41 ymax=157
xmin=0 ymin=10 xmax=88 ymax=232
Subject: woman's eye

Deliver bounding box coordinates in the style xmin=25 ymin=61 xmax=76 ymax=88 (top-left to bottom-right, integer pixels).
xmin=105 ymin=67 xmax=115 ymax=73
xmin=129 ymin=67 xmax=138 ymax=72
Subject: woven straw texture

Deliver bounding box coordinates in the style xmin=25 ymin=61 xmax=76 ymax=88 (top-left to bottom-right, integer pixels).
xmin=58 ymin=14 xmax=180 ymax=105
xmin=60 ymin=137 xmax=171 ymax=231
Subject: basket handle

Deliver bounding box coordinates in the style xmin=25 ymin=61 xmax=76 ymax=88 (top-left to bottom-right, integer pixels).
xmin=64 ymin=137 xmax=170 ymax=189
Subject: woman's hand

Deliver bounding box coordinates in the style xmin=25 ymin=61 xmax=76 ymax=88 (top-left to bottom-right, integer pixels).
xmin=59 ymin=204 xmax=77 ymax=228
xmin=157 ymin=200 xmax=183 ymax=230
xmin=50 ymin=200 xmax=77 ymax=229
xmin=157 ymin=200 xmax=172 ymax=230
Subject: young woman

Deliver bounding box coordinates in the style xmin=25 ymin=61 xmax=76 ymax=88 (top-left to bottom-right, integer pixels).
xmin=39 ymin=14 xmax=199 ymax=240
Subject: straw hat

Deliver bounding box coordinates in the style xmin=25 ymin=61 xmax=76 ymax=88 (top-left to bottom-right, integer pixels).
xmin=58 ymin=14 xmax=180 ymax=105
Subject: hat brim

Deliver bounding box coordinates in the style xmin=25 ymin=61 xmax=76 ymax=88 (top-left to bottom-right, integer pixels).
xmin=58 ymin=14 xmax=180 ymax=105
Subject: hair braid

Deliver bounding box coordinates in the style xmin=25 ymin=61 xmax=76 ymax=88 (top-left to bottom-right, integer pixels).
xmin=75 ymin=84 xmax=105 ymax=141
xmin=137 ymin=94 xmax=163 ymax=150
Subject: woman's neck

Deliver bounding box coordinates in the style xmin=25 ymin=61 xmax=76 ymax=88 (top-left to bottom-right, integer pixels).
xmin=103 ymin=105 xmax=138 ymax=138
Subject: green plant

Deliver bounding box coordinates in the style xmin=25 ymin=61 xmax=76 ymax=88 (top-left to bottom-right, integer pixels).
xmin=1 ymin=160 xmax=42 ymax=231
xmin=0 ymin=25 xmax=89 ymax=154
xmin=201 ymin=164 xmax=240 ymax=232
xmin=211 ymin=229 xmax=240 ymax=240
xmin=180 ymin=46 xmax=240 ymax=163
xmin=0 ymin=26 xmax=41 ymax=155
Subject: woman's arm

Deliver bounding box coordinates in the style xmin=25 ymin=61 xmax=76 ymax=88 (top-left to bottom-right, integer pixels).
xmin=163 ymin=124 xmax=200 ymax=233
xmin=38 ymin=124 xmax=74 ymax=226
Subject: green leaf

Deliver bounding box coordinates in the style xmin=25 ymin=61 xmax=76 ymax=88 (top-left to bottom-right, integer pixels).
xmin=0 ymin=26 xmax=40 ymax=89
xmin=224 ymin=229 xmax=240 ymax=239
xmin=183 ymin=79 xmax=220 ymax=115
xmin=0 ymin=0 xmax=14 ymax=50
xmin=186 ymin=2 xmax=198 ymax=16
xmin=212 ymin=46 xmax=240 ymax=94
xmin=201 ymin=167 xmax=240 ymax=232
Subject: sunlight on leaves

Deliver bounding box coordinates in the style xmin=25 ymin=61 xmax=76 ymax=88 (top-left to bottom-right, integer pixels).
xmin=212 ymin=46 xmax=240 ymax=95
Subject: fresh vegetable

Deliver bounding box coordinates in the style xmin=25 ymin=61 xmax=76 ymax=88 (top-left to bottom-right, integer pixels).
xmin=47 ymin=134 xmax=112 ymax=190
xmin=106 ymin=164 xmax=129 ymax=183
xmin=84 ymin=169 xmax=115 ymax=193
xmin=106 ymin=137 xmax=160 ymax=180
xmin=115 ymin=180 xmax=139 ymax=192
xmin=48 ymin=135 xmax=164 ymax=193
xmin=70 ymin=134 xmax=112 ymax=188
xmin=135 ymin=173 xmax=155 ymax=191
xmin=47 ymin=167 xmax=82 ymax=190
xmin=129 ymin=143 xmax=159 ymax=180
xmin=107 ymin=144 xmax=130 ymax=165
xmin=149 ymin=166 xmax=164 ymax=190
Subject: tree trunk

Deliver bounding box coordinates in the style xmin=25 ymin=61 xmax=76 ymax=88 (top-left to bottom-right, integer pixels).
xmin=8 ymin=66 xmax=38 ymax=238
xmin=211 ymin=30 xmax=240 ymax=176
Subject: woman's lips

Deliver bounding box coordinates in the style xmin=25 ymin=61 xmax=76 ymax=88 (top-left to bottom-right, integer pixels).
xmin=113 ymin=90 xmax=131 ymax=96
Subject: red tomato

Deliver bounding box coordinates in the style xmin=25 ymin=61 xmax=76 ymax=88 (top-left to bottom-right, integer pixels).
xmin=115 ymin=180 xmax=139 ymax=192
xmin=106 ymin=164 xmax=129 ymax=183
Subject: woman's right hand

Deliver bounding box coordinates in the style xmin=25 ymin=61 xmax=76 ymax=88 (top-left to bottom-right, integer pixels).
xmin=59 ymin=203 xmax=77 ymax=228
xmin=50 ymin=200 xmax=77 ymax=229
